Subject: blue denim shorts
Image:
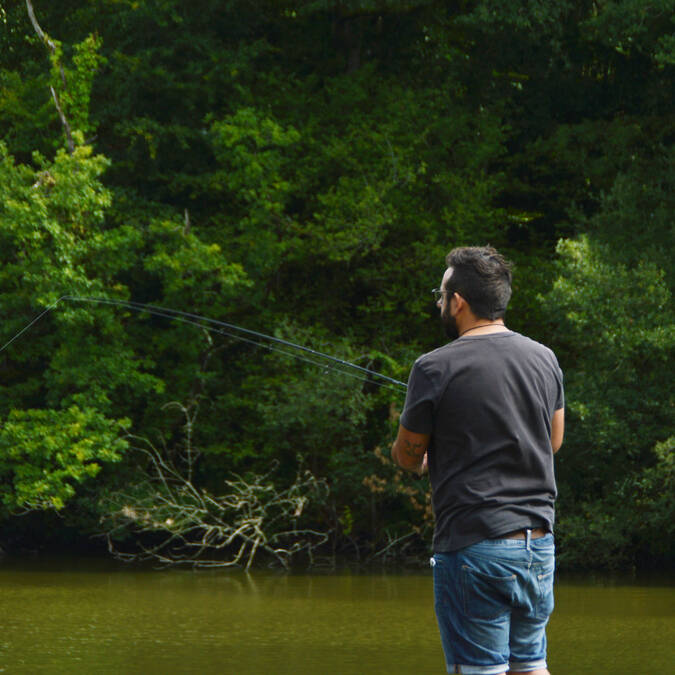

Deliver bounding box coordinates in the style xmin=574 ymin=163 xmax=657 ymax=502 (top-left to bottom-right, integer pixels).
xmin=432 ymin=533 xmax=555 ymax=674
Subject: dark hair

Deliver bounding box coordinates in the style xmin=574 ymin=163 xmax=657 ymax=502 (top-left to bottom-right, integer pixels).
xmin=444 ymin=246 xmax=513 ymax=319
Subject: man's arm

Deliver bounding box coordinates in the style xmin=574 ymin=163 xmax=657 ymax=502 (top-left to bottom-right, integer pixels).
xmin=551 ymin=407 xmax=564 ymax=453
xmin=391 ymin=424 xmax=430 ymax=473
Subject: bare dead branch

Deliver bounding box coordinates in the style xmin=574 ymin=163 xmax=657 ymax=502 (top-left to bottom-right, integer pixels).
xmin=100 ymin=406 xmax=330 ymax=569
xmin=25 ymin=0 xmax=51 ymax=48
xmin=49 ymin=85 xmax=75 ymax=154
xmin=25 ymin=0 xmax=74 ymax=153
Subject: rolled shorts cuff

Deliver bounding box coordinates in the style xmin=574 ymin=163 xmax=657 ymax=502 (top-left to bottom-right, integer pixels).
xmin=508 ymin=659 xmax=548 ymax=672
xmin=451 ymin=664 xmax=508 ymax=675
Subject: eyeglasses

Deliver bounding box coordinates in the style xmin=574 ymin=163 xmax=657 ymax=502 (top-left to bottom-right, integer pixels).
xmin=432 ymin=288 xmax=451 ymax=303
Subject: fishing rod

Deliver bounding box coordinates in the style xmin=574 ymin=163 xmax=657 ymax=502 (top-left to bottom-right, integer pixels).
xmin=0 ymin=295 xmax=408 ymax=392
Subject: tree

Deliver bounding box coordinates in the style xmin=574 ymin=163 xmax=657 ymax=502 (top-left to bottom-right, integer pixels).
xmin=0 ymin=0 xmax=672 ymax=569
xmin=544 ymin=233 xmax=673 ymax=568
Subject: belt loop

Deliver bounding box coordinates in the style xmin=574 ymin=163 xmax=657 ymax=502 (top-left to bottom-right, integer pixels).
xmin=526 ymin=528 xmax=532 ymax=551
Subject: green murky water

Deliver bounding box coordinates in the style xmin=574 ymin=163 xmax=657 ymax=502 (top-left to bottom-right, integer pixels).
xmin=0 ymin=558 xmax=672 ymax=673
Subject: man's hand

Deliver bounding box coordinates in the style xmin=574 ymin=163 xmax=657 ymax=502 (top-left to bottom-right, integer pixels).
xmin=391 ymin=424 xmax=430 ymax=473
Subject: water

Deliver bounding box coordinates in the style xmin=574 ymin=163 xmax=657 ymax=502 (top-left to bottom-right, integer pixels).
xmin=0 ymin=558 xmax=673 ymax=673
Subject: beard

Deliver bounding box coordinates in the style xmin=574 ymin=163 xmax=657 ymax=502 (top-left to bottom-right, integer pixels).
xmin=441 ymin=307 xmax=459 ymax=340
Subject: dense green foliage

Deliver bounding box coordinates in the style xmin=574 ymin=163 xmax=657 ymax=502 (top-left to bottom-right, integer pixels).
xmin=0 ymin=0 xmax=672 ymax=570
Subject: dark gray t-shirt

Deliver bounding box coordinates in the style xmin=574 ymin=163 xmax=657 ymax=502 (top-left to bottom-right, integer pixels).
xmin=400 ymin=331 xmax=564 ymax=552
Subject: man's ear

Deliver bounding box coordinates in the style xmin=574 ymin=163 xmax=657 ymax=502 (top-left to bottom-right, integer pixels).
xmin=451 ymin=292 xmax=466 ymax=314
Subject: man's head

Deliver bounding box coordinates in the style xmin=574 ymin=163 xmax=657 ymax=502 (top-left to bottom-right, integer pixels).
xmin=440 ymin=246 xmax=513 ymax=336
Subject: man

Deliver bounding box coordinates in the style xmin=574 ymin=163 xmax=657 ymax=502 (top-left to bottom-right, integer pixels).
xmin=392 ymin=246 xmax=564 ymax=675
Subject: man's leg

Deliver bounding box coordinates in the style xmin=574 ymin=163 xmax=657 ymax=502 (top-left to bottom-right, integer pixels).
xmin=508 ymin=535 xmax=555 ymax=675
xmin=431 ymin=552 xmax=511 ymax=675
xmin=435 ymin=535 xmax=555 ymax=675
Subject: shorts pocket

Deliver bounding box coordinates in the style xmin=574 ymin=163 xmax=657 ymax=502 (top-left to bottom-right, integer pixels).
xmin=461 ymin=563 xmax=516 ymax=620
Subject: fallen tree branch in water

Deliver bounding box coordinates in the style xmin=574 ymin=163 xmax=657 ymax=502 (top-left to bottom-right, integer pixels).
xmin=100 ymin=403 xmax=329 ymax=570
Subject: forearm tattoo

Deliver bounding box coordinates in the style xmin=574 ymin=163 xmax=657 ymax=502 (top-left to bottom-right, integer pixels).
xmin=402 ymin=438 xmax=425 ymax=461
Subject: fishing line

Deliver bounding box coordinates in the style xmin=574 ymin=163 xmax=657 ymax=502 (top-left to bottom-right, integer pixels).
xmin=0 ymin=295 xmax=408 ymax=392
xmin=83 ymin=299 xmax=403 ymax=392
xmin=66 ymin=296 xmax=406 ymax=388
xmin=0 ymin=297 xmax=63 ymax=354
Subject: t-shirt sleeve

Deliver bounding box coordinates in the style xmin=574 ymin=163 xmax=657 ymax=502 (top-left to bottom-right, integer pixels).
xmin=400 ymin=360 xmax=435 ymax=434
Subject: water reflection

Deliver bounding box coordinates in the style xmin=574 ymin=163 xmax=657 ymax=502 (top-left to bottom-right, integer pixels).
xmin=0 ymin=558 xmax=672 ymax=674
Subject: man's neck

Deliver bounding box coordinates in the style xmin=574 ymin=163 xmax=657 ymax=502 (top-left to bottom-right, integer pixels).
xmin=458 ymin=318 xmax=508 ymax=337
